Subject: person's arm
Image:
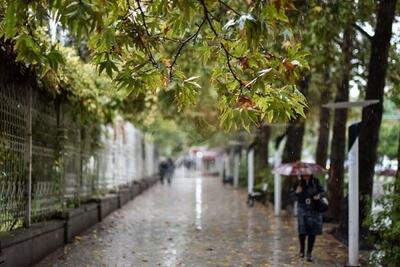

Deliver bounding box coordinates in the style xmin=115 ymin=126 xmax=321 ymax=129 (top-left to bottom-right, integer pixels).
xmin=290 ymin=181 xmax=302 ymax=198
xmin=313 ymin=178 xmax=325 ymax=200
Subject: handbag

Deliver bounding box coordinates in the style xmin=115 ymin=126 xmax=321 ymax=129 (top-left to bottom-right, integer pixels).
xmin=315 ymin=196 xmax=329 ymax=213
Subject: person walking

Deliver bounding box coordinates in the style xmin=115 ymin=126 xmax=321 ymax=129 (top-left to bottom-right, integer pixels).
xmin=159 ymin=159 xmax=168 ymax=184
xmin=166 ymin=158 xmax=175 ymax=184
xmin=291 ymin=174 xmax=324 ymax=262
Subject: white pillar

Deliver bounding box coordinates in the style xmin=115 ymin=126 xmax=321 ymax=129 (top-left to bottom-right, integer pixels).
xmin=233 ymin=153 xmax=240 ymax=187
xmin=348 ymin=138 xmax=359 ymax=266
xmin=274 ymin=139 xmax=285 ymax=216
xmin=220 ymin=155 xmax=224 ymax=178
xmin=226 ymin=152 xmax=232 ymax=178
xmin=247 ymin=148 xmax=254 ymax=195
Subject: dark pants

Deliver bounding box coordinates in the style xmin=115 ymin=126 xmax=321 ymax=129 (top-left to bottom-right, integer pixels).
xmin=297 ymin=204 xmax=321 ymax=255
xmin=299 ymin=234 xmax=316 ymax=254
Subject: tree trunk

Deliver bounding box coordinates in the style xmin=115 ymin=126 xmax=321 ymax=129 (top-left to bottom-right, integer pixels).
xmin=315 ymin=72 xmax=332 ymax=168
xmin=255 ymin=124 xmax=270 ymax=170
xmin=282 ymin=121 xmax=305 ymax=164
xmin=326 ymin=27 xmax=353 ymax=222
xmin=281 ymin=74 xmax=310 ymax=208
xmin=358 ymin=0 xmax=397 ymax=235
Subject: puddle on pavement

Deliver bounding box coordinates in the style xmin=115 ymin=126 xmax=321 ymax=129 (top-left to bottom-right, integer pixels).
xmin=195 ymin=177 xmax=202 ymax=231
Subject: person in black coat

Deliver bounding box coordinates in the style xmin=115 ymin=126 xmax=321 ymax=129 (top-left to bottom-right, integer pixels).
xmin=291 ymin=175 xmax=324 ymax=262
xmin=159 ymin=160 xmax=169 ymax=184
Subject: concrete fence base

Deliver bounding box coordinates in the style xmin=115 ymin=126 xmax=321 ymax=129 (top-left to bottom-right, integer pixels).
xmin=0 ymin=176 xmax=158 ymax=267
xmin=98 ymin=194 xmax=119 ymax=220
xmin=63 ymin=203 xmax=99 ymax=243
xmin=119 ymin=188 xmax=131 ymax=207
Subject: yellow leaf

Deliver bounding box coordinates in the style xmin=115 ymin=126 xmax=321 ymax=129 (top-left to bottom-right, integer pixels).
xmin=313 ymin=6 xmax=323 ymax=13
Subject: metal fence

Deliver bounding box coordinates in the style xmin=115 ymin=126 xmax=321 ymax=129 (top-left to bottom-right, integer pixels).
xmin=0 ymin=85 xmax=158 ymax=232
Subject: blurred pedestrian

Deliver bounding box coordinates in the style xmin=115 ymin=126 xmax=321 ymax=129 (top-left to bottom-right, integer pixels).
xmin=166 ymin=158 xmax=175 ymax=184
xmin=291 ymin=174 xmax=324 ymax=262
xmin=159 ymin=159 xmax=169 ymax=184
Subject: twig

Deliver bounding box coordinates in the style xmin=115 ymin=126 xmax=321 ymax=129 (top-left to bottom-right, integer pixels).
xmin=221 ymin=44 xmax=244 ymax=89
xmin=169 ymin=18 xmax=206 ymax=80
xmin=333 ymin=37 xmax=342 ymax=47
xmin=199 ymin=0 xmax=244 ymax=89
xmin=157 ymin=36 xmax=181 ymax=43
xmin=218 ymin=0 xmax=241 ymax=16
xmin=352 ymin=23 xmax=373 ymax=42
xmin=135 ymin=0 xmax=150 ymax=36
xmin=134 ymin=0 xmax=158 ymax=68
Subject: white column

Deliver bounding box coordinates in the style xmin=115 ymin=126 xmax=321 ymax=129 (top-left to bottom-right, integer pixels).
xmin=233 ymin=153 xmax=240 ymax=187
xmin=225 ymin=152 xmax=231 ymax=179
xmin=247 ymin=148 xmax=254 ymax=195
xmin=348 ymin=138 xmax=359 ymax=266
xmin=219 ymin=155 xmax=224 ymax=178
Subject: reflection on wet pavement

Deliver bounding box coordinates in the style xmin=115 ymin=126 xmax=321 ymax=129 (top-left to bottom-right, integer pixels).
xmin=195 ymin=177 xmax=202 ymax=231
xmin=35 ymin=171 xmax=348 ymax=267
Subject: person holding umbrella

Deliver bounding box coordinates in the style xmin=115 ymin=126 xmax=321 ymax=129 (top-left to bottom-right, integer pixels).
xmin=273 ymin=161 xmax=327 ymax=262
xmin=292 ymin=174 xmax=324 ymax=262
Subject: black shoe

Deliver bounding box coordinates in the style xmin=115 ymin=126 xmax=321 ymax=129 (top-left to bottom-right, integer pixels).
xmin=306 ymin=253 xmax=313 ymax=262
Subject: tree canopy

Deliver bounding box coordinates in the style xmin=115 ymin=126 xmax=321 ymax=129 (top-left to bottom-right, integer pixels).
xmin=0 ymin=0 xmax=311 ymax=131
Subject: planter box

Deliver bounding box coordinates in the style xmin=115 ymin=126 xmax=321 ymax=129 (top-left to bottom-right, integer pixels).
xmin=146 ymin=176 xmax=156 ymax=186
xmin=0 ymin=220 xmax=64 ymax=267
xmin=63 ymin=203 xmax=99 ymax=243
xmin=131 ymin=183 xmax=141 ymax=199
xmin=119 ymin=188 xmax=131 ymax=207
xmin=98 ymin=194 xmax=119 ymax=220
xmin=0 ymin=177 xmax=161 ymax=267
xmin=138 ymin=179 xmax=148 ymax=192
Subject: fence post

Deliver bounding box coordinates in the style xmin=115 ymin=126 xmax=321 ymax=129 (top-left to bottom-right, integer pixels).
xmin=24 ymin=86 xmax=32 ymax=228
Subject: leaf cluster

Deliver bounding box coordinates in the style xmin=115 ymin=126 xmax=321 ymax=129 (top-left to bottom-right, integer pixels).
xmin=0 ymin=0 xmax=312 ymax=131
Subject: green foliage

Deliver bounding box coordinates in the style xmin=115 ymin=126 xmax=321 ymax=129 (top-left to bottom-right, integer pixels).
xmin=254 ymin=167 xmax=273 ymax=192
xmin=378 ymin=122 xmax=399 ymax=160
xmin=58 ymin=47 xmax=122 ymax=124
xmin=365 ymin=180 xmax=400 ymax=267
xmin=0 ymin=0 xmax=311 ymax=131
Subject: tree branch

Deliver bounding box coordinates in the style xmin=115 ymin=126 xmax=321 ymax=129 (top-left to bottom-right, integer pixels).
xmin=134 ymin=0 xmax=158 ymax=68
xmin=169 ymin=18 xmax=206 ymax=80
xmin=126 ymin=0 xmax=131 ymax=10
xmin=218 ymin=0 xmax=241 ymax=16
xmin=199 ymin=0 xmax=244 ymax=89
xmin=352 ymin=23 xmax=373 ymax=42
xmin=135 ymin=0 xmax=150 ymax=36
xmin=333 ymin=37 xmax=342 ymax=47
xmin=221 ymin=44 xmax=244 ymax=89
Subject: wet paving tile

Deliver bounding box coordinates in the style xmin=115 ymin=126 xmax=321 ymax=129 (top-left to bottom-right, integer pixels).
xmin=35 ymin=170 xmax=349 ymax=267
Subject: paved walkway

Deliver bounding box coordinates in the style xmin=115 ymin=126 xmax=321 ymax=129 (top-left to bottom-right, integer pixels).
xmin=36 ymin=170 xmax=348 ymax=267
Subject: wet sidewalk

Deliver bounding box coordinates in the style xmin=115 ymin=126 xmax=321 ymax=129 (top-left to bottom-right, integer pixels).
xmin=35 ymin=170 xmax=348 ymax=267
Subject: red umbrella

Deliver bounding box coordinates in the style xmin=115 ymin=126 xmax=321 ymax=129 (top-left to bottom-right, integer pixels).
xmin=273 ymin=161 xmax=327 ymax=176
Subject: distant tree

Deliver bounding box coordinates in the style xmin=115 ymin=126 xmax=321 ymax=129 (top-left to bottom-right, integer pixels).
xmin=326 ymin=27 xmax=354 ymax=222
xmin=255 ymin=124 xmax=270 ymax=172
